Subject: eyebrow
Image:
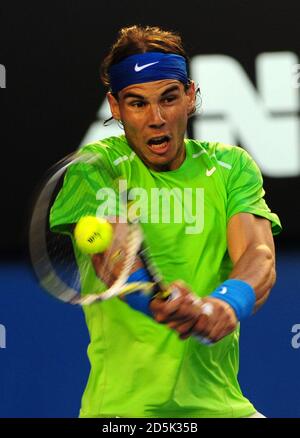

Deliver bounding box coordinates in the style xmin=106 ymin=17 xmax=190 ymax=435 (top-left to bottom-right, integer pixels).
xmin=122 ymin=84 xmax=181 ymax=100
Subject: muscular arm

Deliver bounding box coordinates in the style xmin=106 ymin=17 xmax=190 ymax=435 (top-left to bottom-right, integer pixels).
xmin=150 ymin=213 xmax=277 ymax=342
xmin=227 ymin=212 xmax=276 ymax=312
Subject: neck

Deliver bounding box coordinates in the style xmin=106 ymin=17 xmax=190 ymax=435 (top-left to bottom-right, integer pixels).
xmin=152 ymin=143 xmax=186 ymax=172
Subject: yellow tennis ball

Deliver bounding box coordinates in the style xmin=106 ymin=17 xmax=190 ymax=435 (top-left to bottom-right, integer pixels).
xmin=74 ymin=216 xmax=113 ymax=254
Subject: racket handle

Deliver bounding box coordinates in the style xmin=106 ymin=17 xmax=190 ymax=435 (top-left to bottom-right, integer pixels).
xmin=155 ymin=286 xmax=181 ymax=301
xmin=162 ymin=286 xmax=214 ymax=346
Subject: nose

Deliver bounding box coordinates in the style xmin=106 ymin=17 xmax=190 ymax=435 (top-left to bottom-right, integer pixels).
xmin=148 ymin=104 xmax=166 ymax=129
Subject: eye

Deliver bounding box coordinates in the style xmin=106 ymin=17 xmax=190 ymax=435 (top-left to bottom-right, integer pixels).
xmin=162 ymin=95 xmax=177 ymax=104
xmin=129 ymin=101 xmax=146 ymax=108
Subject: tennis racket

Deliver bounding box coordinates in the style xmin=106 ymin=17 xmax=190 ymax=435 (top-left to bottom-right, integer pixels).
xmin=29 ymin=149 xmax=170 ymax=306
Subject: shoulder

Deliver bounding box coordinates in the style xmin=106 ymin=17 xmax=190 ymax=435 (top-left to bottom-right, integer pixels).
xmin=80 ymin=135 xmax=134 ymax=165
xmin=187 ymin=139 xmax=246 ymax=161
xmin=187 ymin=139 xmax=257 ymax=171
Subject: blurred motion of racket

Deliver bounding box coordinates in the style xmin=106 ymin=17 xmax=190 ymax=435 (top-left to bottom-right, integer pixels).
xmin=29 ymin=150 xmax=169 ymax=306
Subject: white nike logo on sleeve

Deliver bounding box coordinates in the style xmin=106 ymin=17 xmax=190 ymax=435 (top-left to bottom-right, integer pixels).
xmin=219 ymin=287 xmax=227 ymax=294
xmin=134 ymin=61 xmax=160 ymax=72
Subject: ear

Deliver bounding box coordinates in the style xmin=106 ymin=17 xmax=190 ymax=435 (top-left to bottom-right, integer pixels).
xmin=107 ymin=92 xmax=121 ymax=120
xmin=186 ymin=81 xmax=196 ymax=115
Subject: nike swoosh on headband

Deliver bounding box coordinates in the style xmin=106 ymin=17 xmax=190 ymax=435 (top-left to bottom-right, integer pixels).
xmin=134 ymin=61 xmax=160 ymax=72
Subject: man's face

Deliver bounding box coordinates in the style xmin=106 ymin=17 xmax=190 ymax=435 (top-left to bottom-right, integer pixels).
xmin=107 ymin=79 xmax=195 ymax=171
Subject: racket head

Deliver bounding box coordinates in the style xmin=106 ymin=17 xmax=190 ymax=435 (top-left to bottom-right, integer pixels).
xmin=29 ymin=149 xmax=161 ymax=306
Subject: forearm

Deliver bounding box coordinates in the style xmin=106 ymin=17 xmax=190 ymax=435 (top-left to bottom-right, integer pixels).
xmin=151 ymin=216 xmax=277 ymax=342
xmin=229 ymin=243 xmax=276 ymax=308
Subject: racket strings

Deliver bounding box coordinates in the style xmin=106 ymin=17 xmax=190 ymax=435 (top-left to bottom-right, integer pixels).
xmin=30 ymin=150 xmax=162 ymax=306
xmin=77 ymin=224 xmax=144 ymax=305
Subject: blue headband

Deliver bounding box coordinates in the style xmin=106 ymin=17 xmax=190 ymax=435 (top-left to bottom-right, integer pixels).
xmin=108 ymin=52 xmax=188 ymax=94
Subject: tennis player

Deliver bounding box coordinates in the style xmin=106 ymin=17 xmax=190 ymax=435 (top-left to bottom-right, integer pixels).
xmin=50 ymin=25 xmax=281 ymax=417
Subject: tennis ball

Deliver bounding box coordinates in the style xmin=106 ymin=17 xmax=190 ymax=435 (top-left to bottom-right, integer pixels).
xmin=74 ymin=216 xmax=113 ymax=254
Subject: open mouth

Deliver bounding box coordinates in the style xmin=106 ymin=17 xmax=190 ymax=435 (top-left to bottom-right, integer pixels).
xmin=147 ymin=135 xmax=171 ymax=154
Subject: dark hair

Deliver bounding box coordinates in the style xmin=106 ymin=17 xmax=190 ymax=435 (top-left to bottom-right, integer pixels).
xmin=101 ymin=25 xmax=200 ymax=124
xmin=101 ymin=25 xmax=189 ymax=89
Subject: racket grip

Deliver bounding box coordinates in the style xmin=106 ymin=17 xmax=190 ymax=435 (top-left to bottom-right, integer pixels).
xmin=162 ymin=287 xmax=214 ymax=346
xmin=156 ymin=286 xmax=182 ymax=301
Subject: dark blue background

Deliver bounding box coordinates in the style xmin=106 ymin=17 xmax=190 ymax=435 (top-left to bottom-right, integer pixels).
xmin=0 ymin=250 xmax=299 ymax=418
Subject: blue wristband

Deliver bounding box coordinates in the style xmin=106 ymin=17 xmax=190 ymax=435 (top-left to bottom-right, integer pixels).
xmin=123 ymin=268 xmax=153 ymax=317
xmin=211 ymin=279 xmax=256 ymax=320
